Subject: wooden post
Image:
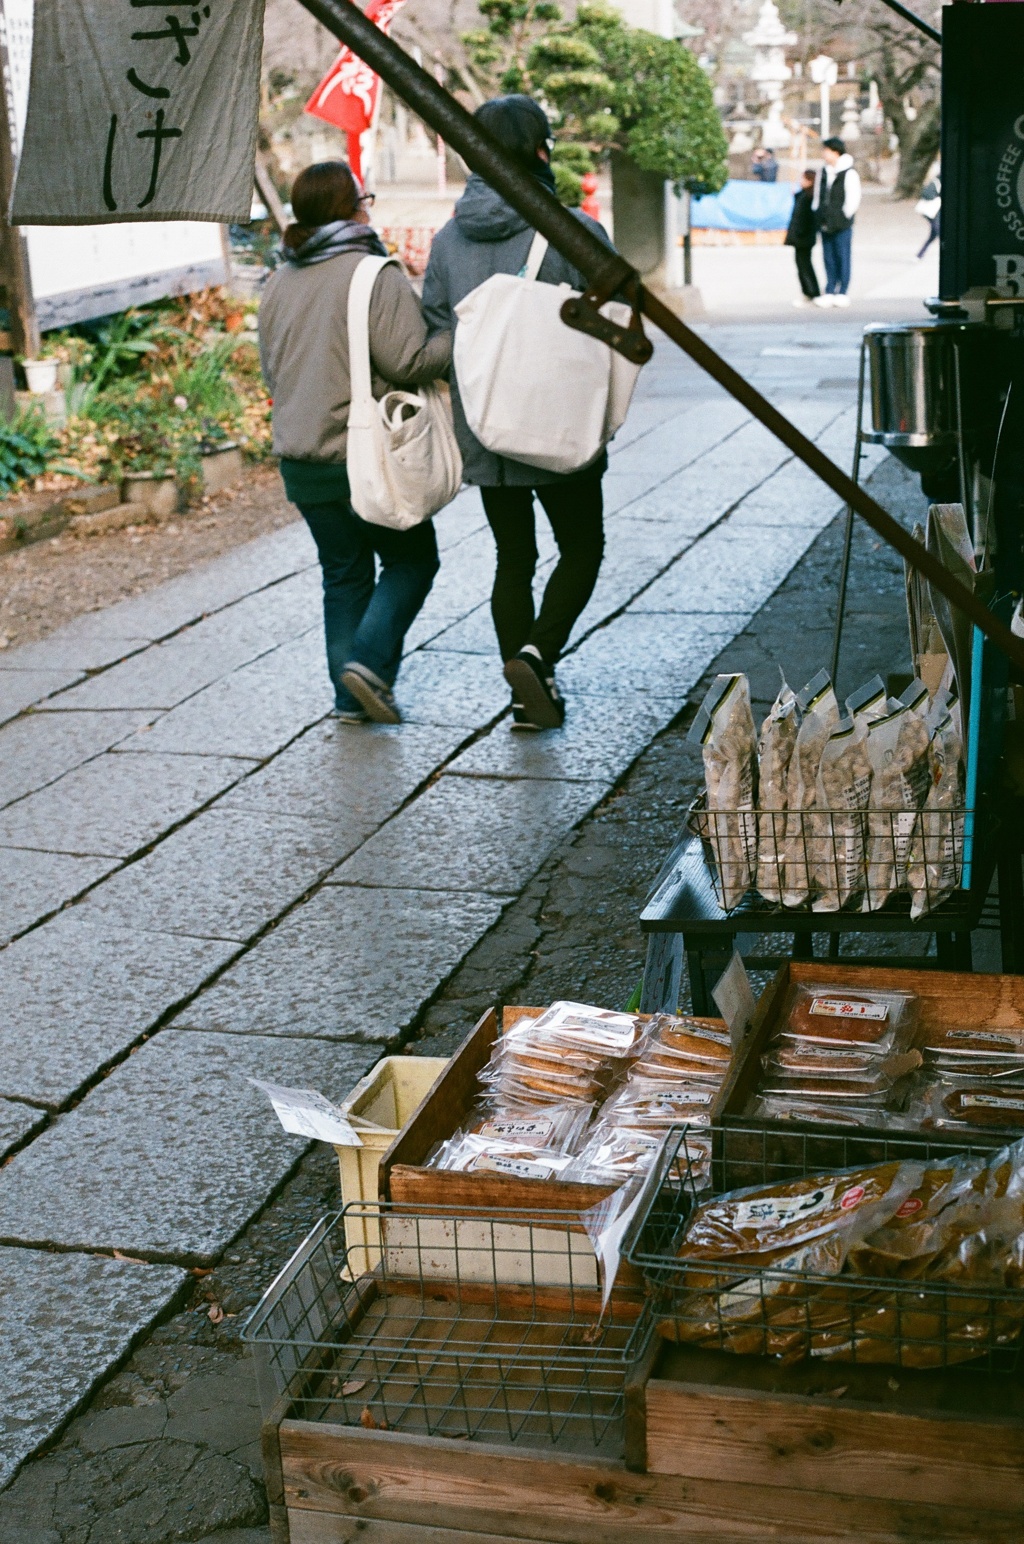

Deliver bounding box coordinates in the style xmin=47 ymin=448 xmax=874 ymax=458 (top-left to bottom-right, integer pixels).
xmin=0 ymin=4 xmax=37 ymax=358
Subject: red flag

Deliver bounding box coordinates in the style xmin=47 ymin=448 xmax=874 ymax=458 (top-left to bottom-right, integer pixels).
xmin=304 ymin=0 xmax=409 ymax=183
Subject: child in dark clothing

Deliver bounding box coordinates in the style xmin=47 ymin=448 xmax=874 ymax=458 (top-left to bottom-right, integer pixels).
xmin=785 ymin=170 xmax=820 ymax=304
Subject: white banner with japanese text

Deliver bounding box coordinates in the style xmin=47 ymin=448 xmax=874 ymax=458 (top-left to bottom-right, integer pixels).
xmin=10 ymin=0 xmax=265 ymax=225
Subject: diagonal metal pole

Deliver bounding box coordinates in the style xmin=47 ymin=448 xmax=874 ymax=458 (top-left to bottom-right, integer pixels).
xmin=296 ymin=0 xmax=1024 ymax=678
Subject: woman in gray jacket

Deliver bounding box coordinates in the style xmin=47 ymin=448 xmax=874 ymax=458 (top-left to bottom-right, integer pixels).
xmin=260 ymin=161 xmax=451 ymax=724
xmin=422 ymin=96 xmax=610 ymax=730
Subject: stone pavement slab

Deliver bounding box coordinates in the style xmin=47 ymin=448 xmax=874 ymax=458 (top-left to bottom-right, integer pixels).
xmin=0 ymin=847 xmax=117 ymax=945
xmin=0 ymin=1031 xmax=379 ymax=1262
xmin=58 ymin=524 xmax=315 ymax=646
xmin=0 ymin=633 xmax=148 ymax=675
xmin=557 ymin=613 xmax=747 ymax=698
xmin=0 ymin=671 xmax=74 ymax=727
xmin=122 ymin=630 xmax=331 ymax=759
xmin=73 ymin=806 xmax=354 ymax=941
xmin=447 ymin=691 xmax=675 ymax=784
xmin=0 ymin=710 xmax=154 ymax=811
xmin=0 ymin=1248 xmax=186 ymax=1488
xmin=0 ymin=913 xmax=238 ymax=1108
xmin=0 ymin=751 xmax=252 ymax=859
xmin=0 ymin=1101 xmax=43 ymax=1160
xmin=220 ymin=720 xmax=467 ymax=824
xmin=44 ymin=641 xmax=252 ymax=714
xmin=173 ymin=884 xmax=507 ymax=1040
xmin=396 ymin=648 xmax=511 ymax=727
xmin=333 ymin=773 xmax=604 ymax=895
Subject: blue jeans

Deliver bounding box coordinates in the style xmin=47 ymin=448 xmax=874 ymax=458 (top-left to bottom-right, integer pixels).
xmin=821 ymin=228 xmax=853 ymax=294
xmin=297 ymin=482 xmax=439 ymax=712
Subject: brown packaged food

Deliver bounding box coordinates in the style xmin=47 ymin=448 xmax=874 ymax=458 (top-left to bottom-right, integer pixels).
xmin=783 ymin=984 xmax=918 ymax=1051
xmin=942 ymin=1087 xmax=1024 ymax=1127
xmin=678 ymin=1160 xmax=917 ymax=1266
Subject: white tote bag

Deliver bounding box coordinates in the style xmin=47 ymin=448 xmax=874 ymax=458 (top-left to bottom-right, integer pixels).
xmin=453 ymin=233 xmax=644 ymax=476
xmin=346 ymin=255 xmax=463 ymax=530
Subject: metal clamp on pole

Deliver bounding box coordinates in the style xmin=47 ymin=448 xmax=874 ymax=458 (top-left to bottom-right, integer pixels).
xmin=560 ymin=279 xmax=653 ymax=367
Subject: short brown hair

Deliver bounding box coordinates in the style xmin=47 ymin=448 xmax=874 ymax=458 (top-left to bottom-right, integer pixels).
xmin=284 ymin=161 xmax=360 ymax=249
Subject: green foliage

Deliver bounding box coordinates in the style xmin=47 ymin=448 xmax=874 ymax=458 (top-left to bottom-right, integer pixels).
xmin=550 ymin=141 xmax=593 ymax=176
xmin=552 ymin=163 xmax=583 ymax=206
xmin=461 ymin=0 xmax=562 ymax=96
xmin=0 ymin=407 xmax=58 ymax=493
xmin=528 ymin=4 xmax=728 ymax=192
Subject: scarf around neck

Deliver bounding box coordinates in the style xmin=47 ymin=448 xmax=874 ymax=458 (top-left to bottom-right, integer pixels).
xmin=284 ymin=218 xmax=388 ymax=267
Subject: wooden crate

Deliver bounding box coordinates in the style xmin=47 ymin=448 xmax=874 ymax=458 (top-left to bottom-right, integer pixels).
xmin=381 ymin=1005 xmax=726 ymax=1217
xmin=719 ymin=960 xmax=1024 ymax=1139
xmin=262 ymin=1335 xmax=1024 ymax=1543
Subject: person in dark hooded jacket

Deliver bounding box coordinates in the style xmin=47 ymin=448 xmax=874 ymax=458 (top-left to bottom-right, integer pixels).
xmin=422 ymin=95 xmax=613 ymax=730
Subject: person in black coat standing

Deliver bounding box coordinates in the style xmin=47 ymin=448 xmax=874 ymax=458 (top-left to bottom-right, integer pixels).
xmin=785 ymin=170 xmax=820 ymax=304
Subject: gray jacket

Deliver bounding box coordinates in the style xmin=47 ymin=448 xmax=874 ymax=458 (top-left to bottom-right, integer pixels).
xmin=421 ymin=176 xmax=611 ymax=487
xmin=259 ymin=253 xmax=451 ymax=463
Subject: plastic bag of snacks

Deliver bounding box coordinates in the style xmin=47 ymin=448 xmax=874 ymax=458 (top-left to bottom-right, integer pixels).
xmin=477 ymin=1003 xmax=642 ymax=1108
xmin=689 ymin=673 xmax=758 ymax=910
xmin=755 ymin=679 xmax=798 ymax=904
xmin=781 ymin=983 xmax=920 ymax=1058
xmin=430 ymin=1131 xmax=577 ymax=1179
xmin=782 ymin=671 xmax=839 ymax=907
xmin=907 ymin=704 xmax=965 ymax=919
xmin=746 ymin=1093 xmax=913 ymax=1130
xmin=811 ymin=715 xmax=872 ymax=912
xmin=862 ymin=682 xmax=932 ymax=912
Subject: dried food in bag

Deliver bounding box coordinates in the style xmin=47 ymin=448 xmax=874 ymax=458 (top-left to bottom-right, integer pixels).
xmin=907 ymin=708 xmax=965 ymax=920
xmin=755 ymin=679 xmax=798 ymax=904
xmin=782 ymin=671 xmax=840 ymax=907
xmin=845 ymin=675 xmax=887 ymax=725
xmin=602 ymin=1076 xmax=720 ymax=1127
xmin=781 ymin=983 xmax=920 ymax=1054
xmin=430 ymin=1131 xmax=576 ymax=1179
xmin=862 ymin=683 xmax=932 ymax=911
xmin=745 ymin=1093 xmax=913 ymax=1130
xmin=568 ymin=1126 xmax=666 ymax=1184
xmin=522 ymin=1001 xmax=644 ymax=1056
xmin=689 ymin=673 xmax=758 ymax=910
xmin=940 ymin=1086 xmax=1024 ymax=1128
xmin=677 ymin=1159 xmax=919 ymax=1272
xmin=923 ymin=1023 xmax=1024 ymax=1064
xmin=811 ymin=714 xmax=872 ymax=912
xmin=460 ymin=1099 xmax=592 ymax=1153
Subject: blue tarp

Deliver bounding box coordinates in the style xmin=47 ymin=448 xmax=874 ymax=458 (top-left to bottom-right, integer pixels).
xmin=691 ymin=179 xmax=798 ymax=231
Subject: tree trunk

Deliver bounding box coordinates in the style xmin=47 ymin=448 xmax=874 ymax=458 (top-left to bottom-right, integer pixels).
xmin=894 ymin=103 xmax=940 ymax=200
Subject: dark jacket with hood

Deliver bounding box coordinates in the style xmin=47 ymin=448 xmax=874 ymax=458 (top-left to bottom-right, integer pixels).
xmin=421 ymin=175 xmax=612 ymax=487
xmin=785 ymin=186 xmax=816 ymax=249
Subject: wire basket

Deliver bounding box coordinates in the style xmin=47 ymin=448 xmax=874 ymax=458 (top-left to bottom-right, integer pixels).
xmin=688 ymin=796 xmax=970 ymax=917
xmin=243 ymin=1203 xmax=653 ymax=1455
xmin=625 ymin=1121 xmax=1024 ymax=1375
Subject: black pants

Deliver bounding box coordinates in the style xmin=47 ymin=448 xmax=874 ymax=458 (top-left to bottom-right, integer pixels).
xmin=480 ymin=476 xmax=604 ymax=667
xmin=794 ymin=246 xmax=820 ymax=298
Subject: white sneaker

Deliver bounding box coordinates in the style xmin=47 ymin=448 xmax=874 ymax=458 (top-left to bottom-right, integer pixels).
xmin=832 ymin=294 xmax=851 ymax=308
xmin=812 ymin=294 xmax=833 ymax=308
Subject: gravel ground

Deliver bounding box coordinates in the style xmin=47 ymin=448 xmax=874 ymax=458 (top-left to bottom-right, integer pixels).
xmin=0 ymin=468 xmax=298 ymax=651
xmin=0 ymin=456 xmax=947 ymax=1543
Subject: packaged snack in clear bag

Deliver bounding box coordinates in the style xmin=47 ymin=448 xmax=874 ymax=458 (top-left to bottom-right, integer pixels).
xmin=689 ymin=673 xmax=758 ymax=910
xmin=811 ymin=714 xmax=872 ymax=912
xmin=458 ymin=1098 xmax=592 ymax=1153
xmin=430 ymin=1130 xmax=577 ymax=1179
xmin=862 ymin=682 xmax=932 ymax=912
xmin=520 ymin=1001 xmax=644 ymax=1057
xmin=745 ymin=1093 xmax=914 ymax=1130
xmin=907 ymin=707 xmax=965 ymax=920
xmin=568 ymin=1125 xmax=666 ymax=1184
xmin=915 ymin=1079 xmax=1024 ymax=1131
xmin=755 ymin=678 xmax=798 ymax=904
xmin=780 ymin=983 xmax=921 ymax=1056
xmin=601 ymin=1076 xmax=719 ymax=1128
xmin=782 ymin=671 xmax=840 ymax=907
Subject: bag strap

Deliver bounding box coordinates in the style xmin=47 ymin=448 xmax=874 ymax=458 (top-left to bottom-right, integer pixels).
xmin=346 ymin=254 xmax=398 ymax=424
xmin=523 ymin=230 xmax=548 ymax=282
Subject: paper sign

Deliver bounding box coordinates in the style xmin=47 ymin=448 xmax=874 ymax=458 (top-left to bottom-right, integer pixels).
xmin=249 ymin=1079 xmax=363 ymax=1147
xmin=12 ymin=0 xmax=264 ymax=225
xmin=713 ymin=951 xmax=757 ymax=1047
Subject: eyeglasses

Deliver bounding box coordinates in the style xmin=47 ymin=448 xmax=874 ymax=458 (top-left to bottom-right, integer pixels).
xmin=359 ymin=192 xmax=376 ymax=208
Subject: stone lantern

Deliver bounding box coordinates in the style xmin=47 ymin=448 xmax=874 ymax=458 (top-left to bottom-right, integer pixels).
xmin=743 ymin=0 xmax=798 ymax=150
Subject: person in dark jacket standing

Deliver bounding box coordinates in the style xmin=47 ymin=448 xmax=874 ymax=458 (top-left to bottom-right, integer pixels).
xmin=422 ymin=95 xmax=612 ymax=731
xmin=811 ymin=137 xmax=861 ymax=307
xmin=785 ymin=169 xmax=820 ymax=304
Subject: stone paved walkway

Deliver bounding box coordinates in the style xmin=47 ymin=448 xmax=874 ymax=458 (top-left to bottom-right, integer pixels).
xmin=0 ymin=321 xmax=883 ymax=1488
